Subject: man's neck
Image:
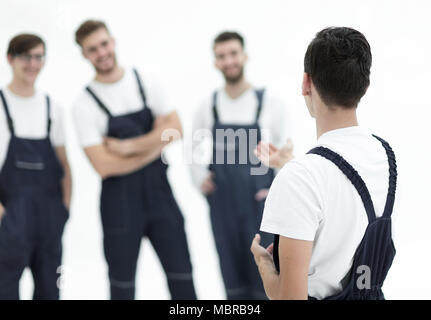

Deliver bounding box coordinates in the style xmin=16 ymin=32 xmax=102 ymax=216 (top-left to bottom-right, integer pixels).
xmin=8 ymin=79 xmax=35 ymax=97
xmin=95 ymin=65 xmax=125 ymax=84
xmin=224 ymin=77 xmax=251 ymax=99
xmin=316 ymin=105 xmax=359 ymax=139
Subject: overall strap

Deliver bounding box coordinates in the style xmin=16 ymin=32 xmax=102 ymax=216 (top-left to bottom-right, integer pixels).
xmin=307 ymin=146 xmax=377 ymax=224
xmin=212 ymin=91 xmax=219 ymax=122
xmin=46 ymin=95 xmax=52 ymax=135
xmin=0 ymin=90 xmax=15 ymax=136
xmin=372 ymin=135 xmax=397 ymax=218
xmin=85 ymin=86 xmax=112 ymax=117
xmin=212 ymin=88 xmax=265 ymax=123
xmin=254 ymin=88 xmax=265 ymax=123
xmin=133 ymin=68 xmax=148 ymax=109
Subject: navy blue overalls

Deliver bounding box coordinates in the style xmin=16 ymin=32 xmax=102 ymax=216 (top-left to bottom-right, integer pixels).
xmin=206 ymin=89 xmax=274 ymax=300
xmin=0 ymin=90 xmax=68 ymax=300
xmin=273 ymin=134 xmax=397 ymax=300
xmin=85 ymin=69 xmax=196 ymax=300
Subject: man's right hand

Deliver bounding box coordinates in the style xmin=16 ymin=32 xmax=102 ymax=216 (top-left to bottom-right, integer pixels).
xmin=201 ymin=172 xmax=216 ymax=195
xmin=0 ymin=202 xmax=5 ymax=220
xmin=254 ymin=138 xmax=294 ymax=169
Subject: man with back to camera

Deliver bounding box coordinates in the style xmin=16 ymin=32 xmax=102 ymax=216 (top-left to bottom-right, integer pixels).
xmin=0 ymin=33 xmax=71 ymax=299
xmin=72 ymin=20 xmax=196 ymax=300
xmin=251 ymin=27 xmax=398 ymax=300
xmin=190 ymin=31 xmax=293 ymax=300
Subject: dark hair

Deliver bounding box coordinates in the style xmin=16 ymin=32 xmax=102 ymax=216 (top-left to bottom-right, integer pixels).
xmin=7 ymin=33 xmax=45 ymax=56
xmin=304 ymin=27 xmax=372 ymax=108
xmin=214 ymin=31 xmax=244 ymax=48
xmin=75 ymin=20 xmax=109 ymax=46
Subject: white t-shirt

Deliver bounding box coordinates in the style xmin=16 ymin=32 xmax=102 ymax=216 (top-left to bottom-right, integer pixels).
xmin=260 ymin=126 xmax=395 ymax=299
xmin=72 ymin=67 xmax=174 ymax=147
xmin=0 ymin=87 xmax=65 ymax=168
xmin=190 ymin=87 xmax=292 ymax=188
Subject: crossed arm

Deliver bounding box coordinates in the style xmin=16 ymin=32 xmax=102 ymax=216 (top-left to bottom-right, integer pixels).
xmin=84 ymin=111 xmax=182 ymax=179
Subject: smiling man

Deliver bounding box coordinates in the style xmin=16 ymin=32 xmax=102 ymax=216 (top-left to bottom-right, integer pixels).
xmin=0 ymin=34 xmax=71 ymax=299
xmin=190 ymin=31 xmax=293 ymax=300
xmin=251 ymin=27 xmax=398 ymax=300
xmin=72 ymin=20 xmax=196 ymax=300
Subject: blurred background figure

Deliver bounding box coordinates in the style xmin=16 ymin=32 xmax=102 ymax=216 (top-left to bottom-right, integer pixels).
xmin=72 ymin=20 xmax=196 ymax=300
xmin=0 ymin=34 xmax=71 ymax=299
xmin=190 ymin=31 xmax=293 ymax=300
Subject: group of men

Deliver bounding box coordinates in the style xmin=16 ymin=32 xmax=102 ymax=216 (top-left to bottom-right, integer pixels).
xmin=0 ymin=20 xmax=398 ymax=301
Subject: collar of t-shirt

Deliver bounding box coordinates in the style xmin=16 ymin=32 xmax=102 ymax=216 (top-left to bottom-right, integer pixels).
xmin=317 ymin=126 xmax=367 ymax=146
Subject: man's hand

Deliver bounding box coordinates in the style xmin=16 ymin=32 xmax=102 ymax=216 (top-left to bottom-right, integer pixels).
xmin=255 ymin=188 xmax=269 ymax=201
xmin=250 ymin=233 xmax=275 ymax=267
xmin=254 ymin=138 xmax=294 ymax=169
xmin=201 ymin=172 xmax=216 ymax=195
xmin=251 ymin=234 xmax=278 ymax=300
xmin=0 ymin=202 xmax=5 ymax=220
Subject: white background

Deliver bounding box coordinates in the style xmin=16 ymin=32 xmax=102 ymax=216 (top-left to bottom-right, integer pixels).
xmin=0 ymin=0 xmax=430 ymax=300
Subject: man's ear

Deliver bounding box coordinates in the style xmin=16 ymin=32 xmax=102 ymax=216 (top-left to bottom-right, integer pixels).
xmin=214 ymin=58 xmax=221 ymax=71
xmin=7 ymin=54 xmax=13 ymax=65
xmin=81 ymin=47 xmax=88 ymax=59
xmin=363 ymin=84 xmax=369 ymax=95
xmin=302 ymin=72 xmax=311 ymax=96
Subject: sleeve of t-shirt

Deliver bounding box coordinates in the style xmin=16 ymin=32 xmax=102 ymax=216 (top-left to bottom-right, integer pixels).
xmin=260 ymin=159 xmax=322 ymax=241
xmin=72 ymin=93 xmax=106 ymax=147
xmin=50 ymin=100 xmax=65 ymax=147
xmin=140 ymin=72 xmax=175 ymax=116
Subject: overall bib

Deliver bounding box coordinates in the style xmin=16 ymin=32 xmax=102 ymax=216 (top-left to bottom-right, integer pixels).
xmin=273 ymin=135 xmax=397 ymax=300
xmin=207 ymin=89 xmax=274 ymax=300
xmin=0 ymin=90 xmax=68 ymax=300
xmin=86 ymin=69 xmax=196 ymax=300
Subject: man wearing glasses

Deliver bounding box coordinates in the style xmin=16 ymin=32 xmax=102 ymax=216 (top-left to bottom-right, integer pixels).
xmin=0 ymin=34 xmax=71 ymax=299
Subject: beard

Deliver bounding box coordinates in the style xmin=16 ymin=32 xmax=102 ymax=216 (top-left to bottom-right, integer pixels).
xmin=222 ymin=66 xmax=244 ymax=84
xmin=94 ymin=54 xmax=117 ymax=75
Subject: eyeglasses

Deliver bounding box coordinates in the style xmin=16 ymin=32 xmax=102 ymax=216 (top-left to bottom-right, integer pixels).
xmin=14 ymin=54 xmax=45 ymax=63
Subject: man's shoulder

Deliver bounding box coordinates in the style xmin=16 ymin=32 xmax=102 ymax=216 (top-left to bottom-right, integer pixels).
xmin=277 ymin=153 xmax=331 ymax=185
xmin=73 ymin=87 xmax=97 ymax=109
xmin=71 ymin=88 xmax=104 ymax=122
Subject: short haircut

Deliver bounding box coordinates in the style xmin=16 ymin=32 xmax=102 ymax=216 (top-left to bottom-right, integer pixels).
xmin=75 ymin=19 xmax=109 ymax=46
xmin=213 ymin=31 xmax=245 ymax=49
xmin=304 ymin=27 xmax=372 ymax=108
xmin=7 ymin=33 xmax=45 ymax=56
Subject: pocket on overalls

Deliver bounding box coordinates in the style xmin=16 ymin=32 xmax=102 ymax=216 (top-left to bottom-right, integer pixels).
xmin=14 ymin=154 xmax=45 ymax=171
xmin=48 ymin=199 xmax=69 ymax=240
xmin=44 ymin=199 xmax=68 ymax=254
xmin=0 ymin=200 xmax=30 ymax=263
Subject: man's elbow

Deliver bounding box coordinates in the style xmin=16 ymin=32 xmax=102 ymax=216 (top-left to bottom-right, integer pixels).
xmin=161 ymin=120 xmax=183 ymax=144
xmin=166 ymin=112 xmax=183 ymax=138
xmin=92 ymin=163 xmax=112 ymax=179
